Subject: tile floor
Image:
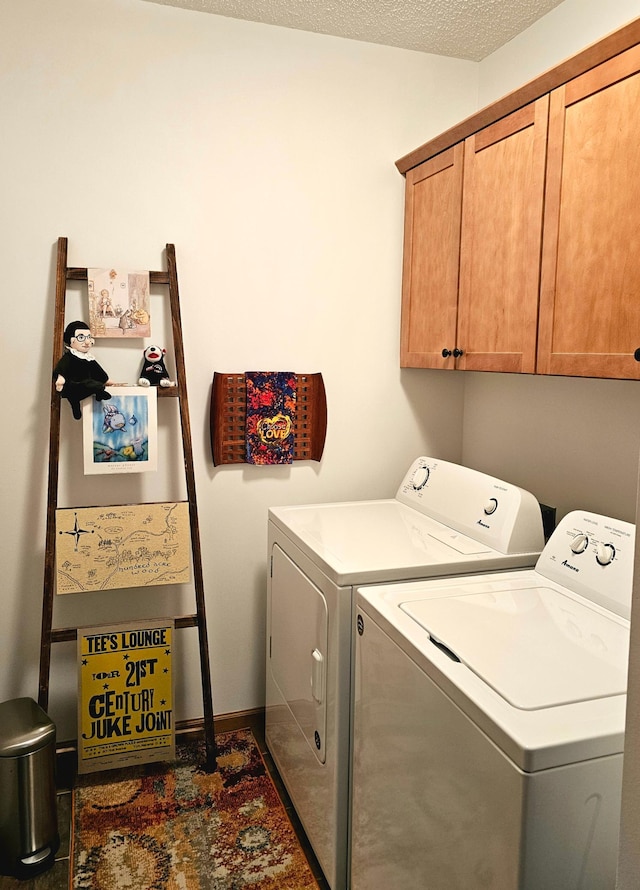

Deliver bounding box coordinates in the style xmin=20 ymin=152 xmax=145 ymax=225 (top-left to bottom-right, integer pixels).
xmin=0 ymin=712 xmax=331 ymax=890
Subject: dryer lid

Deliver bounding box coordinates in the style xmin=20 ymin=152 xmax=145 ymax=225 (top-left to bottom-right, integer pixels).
xmin=270 ymin=501 xmax=501 ymax=585
xmin=401 ymin=586 xmax=629 ymax=710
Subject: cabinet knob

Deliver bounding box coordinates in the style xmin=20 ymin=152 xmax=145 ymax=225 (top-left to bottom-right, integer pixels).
xmin=442 ymin=348 xmax=452 ymax=358
xmin=453 ymin=348 xmax=464 ymax=358
xmin=634 ymin=349 xmax=640 ymax=362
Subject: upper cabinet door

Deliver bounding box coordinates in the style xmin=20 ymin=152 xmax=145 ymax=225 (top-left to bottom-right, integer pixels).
xmin=456 ymin=98 xmax=549 ymax=373
xmin=538 ymin=44 xmax=640 ymax=379
xmin=400 ymin=144 xmax=463 ymax=369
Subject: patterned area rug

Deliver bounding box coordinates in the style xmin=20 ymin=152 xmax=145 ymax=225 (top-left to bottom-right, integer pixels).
xmin=72 ymin=729 xmax=320 ymax=889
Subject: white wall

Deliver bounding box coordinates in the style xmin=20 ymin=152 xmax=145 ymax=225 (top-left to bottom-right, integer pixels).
xmin=462 ymin=373 xmax=640 ymax=522
xmin=478 ymin=0 xmax=640 ymax=105
xmin=0 ymin=0 xmax=476 ymax=737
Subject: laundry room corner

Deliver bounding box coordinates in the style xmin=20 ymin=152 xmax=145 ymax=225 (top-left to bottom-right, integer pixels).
xmin=460 ymin=372 xmax=640 ymax=524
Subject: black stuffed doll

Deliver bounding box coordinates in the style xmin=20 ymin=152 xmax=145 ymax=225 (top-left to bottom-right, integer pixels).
xmin=53 ymin=320 xmax=113 ymax=419
xmin=138 ymin=345 xmax=176 ymax=388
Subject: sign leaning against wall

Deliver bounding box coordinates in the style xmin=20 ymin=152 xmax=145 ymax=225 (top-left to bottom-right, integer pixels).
xmin=78 ymin=618 xmax=175 ymax=774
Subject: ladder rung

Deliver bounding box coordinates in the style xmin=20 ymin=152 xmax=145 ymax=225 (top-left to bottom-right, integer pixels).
xmin=66 ymin=267 xmax=170 ymax=285
xmin=49 ymin=614 xmax=200 ymax=644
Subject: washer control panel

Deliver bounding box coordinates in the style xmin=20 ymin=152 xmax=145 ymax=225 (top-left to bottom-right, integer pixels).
xmin=396 ymin=457 xmax=545 ymax=556
xmin=536 ymin=510 xmax=635 ymax=618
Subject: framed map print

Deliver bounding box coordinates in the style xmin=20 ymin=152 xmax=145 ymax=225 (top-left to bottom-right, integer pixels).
xmin=82 ymin=385 xmax=157 ymax=474
xmin=55 ymin=501 xmax=191 ymax=594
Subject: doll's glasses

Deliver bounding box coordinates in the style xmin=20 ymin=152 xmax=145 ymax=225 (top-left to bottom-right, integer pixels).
xmin=73 ymin=333 xmax=94 ymax=343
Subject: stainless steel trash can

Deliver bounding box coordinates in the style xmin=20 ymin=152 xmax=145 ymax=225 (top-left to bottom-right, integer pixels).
xmin=0 ymin=698 xmax=59 ymax=876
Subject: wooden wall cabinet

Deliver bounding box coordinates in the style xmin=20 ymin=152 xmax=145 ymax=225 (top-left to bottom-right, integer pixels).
xmin=399 ymin=18 xmax=640 ymax=380
xmin=400 ymin=145 xmax=463 ymax=368
xmin=538 ymin=43 xmax=640 ymax=379
xmin=457 ymin=97 xmax=548 ymax=373
xmin=401 ymin=99 xmax=548 ymax=373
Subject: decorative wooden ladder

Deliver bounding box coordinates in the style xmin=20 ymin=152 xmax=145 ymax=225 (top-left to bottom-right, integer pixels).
xmin=38 ymin=237 xmax=217 ymax=770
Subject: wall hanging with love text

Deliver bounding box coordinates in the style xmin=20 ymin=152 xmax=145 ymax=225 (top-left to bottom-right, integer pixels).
xmin=210 ymin=372 xmax=327 ymax=466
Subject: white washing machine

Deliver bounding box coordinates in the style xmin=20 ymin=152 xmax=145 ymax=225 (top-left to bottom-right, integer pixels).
xmin=352 ymin=510 xmax=635 ymax=890
xmin=265 ymin=456 xmax=546 ymax=890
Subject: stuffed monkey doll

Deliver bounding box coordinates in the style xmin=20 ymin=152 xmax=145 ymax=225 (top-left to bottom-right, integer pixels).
xmin=138 ymin=345 xmax=176 ymax=387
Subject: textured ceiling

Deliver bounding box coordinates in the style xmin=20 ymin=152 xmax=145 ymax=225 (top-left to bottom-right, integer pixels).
xmin=141 ymin=0 xmax=565 ymax=61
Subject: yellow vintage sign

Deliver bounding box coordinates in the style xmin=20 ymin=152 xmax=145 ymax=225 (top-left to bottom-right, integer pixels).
xmin=78 ymin=619 xmax=175 ymax=773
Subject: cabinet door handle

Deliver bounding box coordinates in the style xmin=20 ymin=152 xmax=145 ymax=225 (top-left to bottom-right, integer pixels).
xmin=453 ymin=348 xmax=464 ymax=358
xmin=634 ymin=349 xmax=640 ymax=362
xmin=442 ymin=348 xmax=452 ymax=358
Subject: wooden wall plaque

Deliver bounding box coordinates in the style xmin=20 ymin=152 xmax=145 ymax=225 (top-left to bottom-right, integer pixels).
xmin=210 ymin=372 xmax=327 ymax=466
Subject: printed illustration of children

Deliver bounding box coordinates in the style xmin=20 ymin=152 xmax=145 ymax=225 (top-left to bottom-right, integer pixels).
xmin=98 ymin=289 xmax=115 ymax=317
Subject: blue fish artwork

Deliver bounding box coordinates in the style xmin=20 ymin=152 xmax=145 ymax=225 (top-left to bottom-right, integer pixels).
xmin=91 ymin=392 xmax=150 ymax=464
xmin=103 ymin=404 xmax=127 ymax=433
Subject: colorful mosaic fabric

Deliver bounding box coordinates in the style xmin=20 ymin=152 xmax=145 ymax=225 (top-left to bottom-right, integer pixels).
xmin=245 ymin=372 xmax=296 ymax=465
xmin=72 ymin=729 xmax=319 ymax=889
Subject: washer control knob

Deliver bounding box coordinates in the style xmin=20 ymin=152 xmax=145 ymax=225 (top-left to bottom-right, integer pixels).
xmin=484 ymin=498 xmax=498 ymax=515
xmin=411 ymin=466 xmax=430 ymax=490
xmin=570 ymin=534 xmax=589 ymax=554
xmin=596 ymin=543 xmax=616 ymax=566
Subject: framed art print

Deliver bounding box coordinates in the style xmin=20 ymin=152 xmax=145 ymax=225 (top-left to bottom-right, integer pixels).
xmin=82 ymin=385 xmax=157 ymax=474
xmin=88 ymin=268 xmax=151 ymax=338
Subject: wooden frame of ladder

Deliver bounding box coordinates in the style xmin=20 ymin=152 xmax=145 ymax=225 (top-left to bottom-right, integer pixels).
xmin=39 ymin=237 xmax=217 ymax=770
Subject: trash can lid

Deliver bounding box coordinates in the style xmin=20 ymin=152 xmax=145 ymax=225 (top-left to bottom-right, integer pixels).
xmin=0 ymin=698 xmax=56 ymax=756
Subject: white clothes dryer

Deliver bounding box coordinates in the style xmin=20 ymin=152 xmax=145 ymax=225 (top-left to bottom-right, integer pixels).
xmin=265 ymin=456 xmax=545 ymax=890
xmin=352 ymin=510 xmax=635 ymax=890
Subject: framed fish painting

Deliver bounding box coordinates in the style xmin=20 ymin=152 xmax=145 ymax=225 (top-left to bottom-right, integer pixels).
xmin=82 ymin=385 xmax=157 ymax=474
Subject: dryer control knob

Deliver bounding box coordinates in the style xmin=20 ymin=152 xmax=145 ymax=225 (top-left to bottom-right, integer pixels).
xmin=570 ymin=534 xmax=589 ymax=554
xmin=596 ymin=543 xmax=616 ymax=566
xmin=411 ymin=466 xmax=430 ymax=490
xmin=483 ymin=498 xmax=498 ymax=515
